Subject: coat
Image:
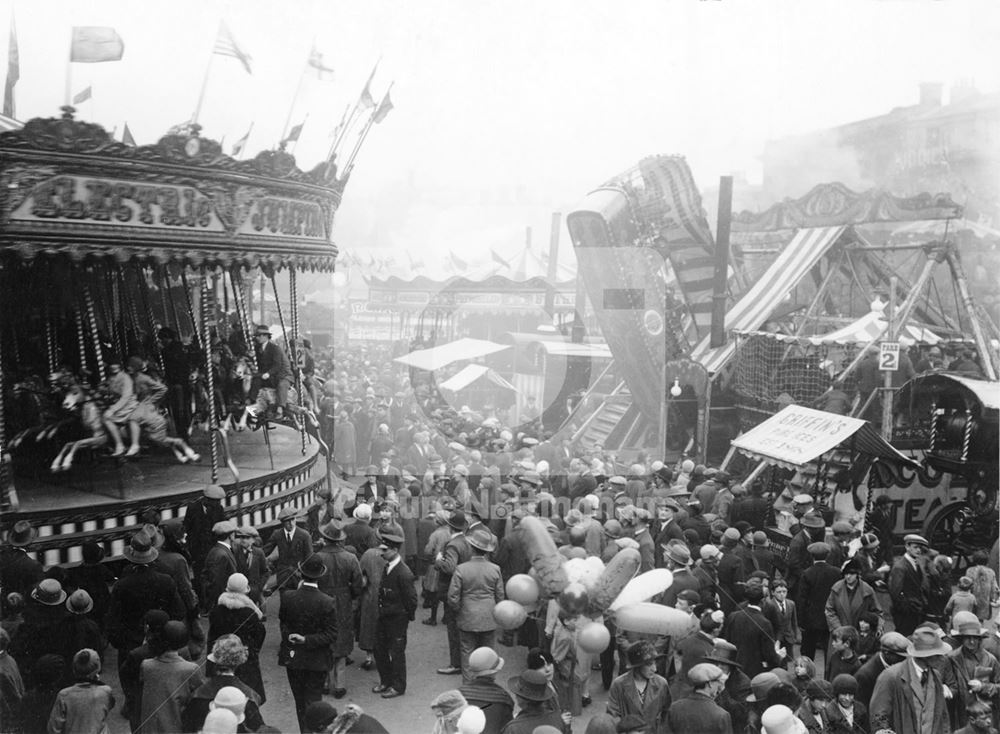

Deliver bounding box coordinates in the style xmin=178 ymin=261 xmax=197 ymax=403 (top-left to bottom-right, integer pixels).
xmin=797 ymin=561 xmax=841 ymax=631
xmin=201 ymin=541 xmax=238 ymax=612
xmin=436 ymin=533 xmax=473 ymax=594
xmin=854 ymin=653 xmax=891 ymax=710
xmin=106 ymin=565 xmax=184 ymax=651
xmin=824 ymin=578 xmax=882 ymax=631
xmin=722 ymin=604 xmax=783 ymax=677
xmin=314 ymin=544 xmax=364 ymax=657
xmin=153 ymin=549 xmax=198 ymax=615
xmin=499 ymin=707 xmax=568 ymax=734
xmin=358 ymin=547 xmax=385 ymax=650
xmin=344 ymin=520 xmax=380 ymax=561
xmin=888 ymin=555 xmax=926 ymax=619
xmin=182 ymin=497 xmax=226 ymax=567
xmin=378 ymin=560 xmax=418 ymax=619
xmin=460 ymin=677 xmax=515 ymax=734
xmin=607 ymin=671 xmax=672 ymax=733
xmin=825 ymin=700 xmax=870 ymax=734
xmin=448 ymin=556 xmax=505 ymax=632
xmin=941 ymin=645 xmax=1000 ymax=729
xmin=672 ymin=631 xmax=717 ymax=699
xmin=181 ymin=674 xmax=263 ymax=733
xmin=869 ymin=659 xmax=950 ymax=734
xmin=763 ymin=597 xmax=800 ymax=647
xmin=262 ymin=525 xmax=312 ymax=592
xmin=279 ymin=584 xmax=337 ymax=671
xmin=665 ymin=692 xmax=734 ymax=734
xmin=207 ymin=593 xmax=266 ymax=702
xmin=0 ymin=547 xmax=44 ymax=604
xmin=47 ymin=680 xmax=116 ymax=734
xmin=137 ymin=651 xmax=203 ymax=734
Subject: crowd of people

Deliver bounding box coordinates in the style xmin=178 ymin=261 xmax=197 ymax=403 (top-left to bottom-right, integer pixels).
xmin=1 ymin=342 xmax=999 ymax=734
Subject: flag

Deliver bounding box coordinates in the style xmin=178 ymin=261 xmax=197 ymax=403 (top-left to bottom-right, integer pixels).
xmin=214 ymin=21 xmax=252 ymax=74
xmin=4 ymin=14 xmax=18 ymax=118
xmin=72 ymin=86 xmax=92 ymax=105
xmin=307 ymin=44 xmax=334 ymax=81
xmin=357 ymin=61 xmax=378 ymax=110
xmin=491 ymin=249 xmax=510 ymax=268
xmin=284 ymin=121 xmax=304 ymax=143
xmin=231 ymin=124 xmax=252 ymax=157
xmin=70 ymin=26 xmax=124 ymax=63
xmin=122 ymin=123 xmax=136 ymax=146
xmin=450 ymin=251 xmax=468 ymax=271
xmin=373 ymin=88 xmax=393 ymax=124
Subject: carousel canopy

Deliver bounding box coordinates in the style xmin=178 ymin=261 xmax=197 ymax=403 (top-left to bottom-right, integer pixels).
xmin=393 ymin=337 xmax=510 ymax=371
xmin=732 ymin=404 xmax=917 ymax=470
xmin=0 ymin=111 xmax=342 ymax=272
xmin=438 ymin=364 xmax=518 ymax=392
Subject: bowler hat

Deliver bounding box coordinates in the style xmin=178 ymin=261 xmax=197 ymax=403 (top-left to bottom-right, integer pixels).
xmin=468 ymin=647 xmax=505 ymax=677
xmin=32 ymin=579 xmax=67 ymax=606
xmin=800 ymin=513 xmax=825 ymax=529
xmin=298 ymin=556 xmax=328 ymax=579
xmin=752 ymin=531 xmax=769 ymax=547
xmin=254 ymin=324 xmax=271 ymax=336
xmin=447 ymin=510 xmax=469 ymax=531
xmin=5 ymin=520 xmax=37 ymax=547
xmin=66 ymin=589 xmax=94 ymax=615
xmin=603 ymin=519 xmax=624 ymax=539
xmin=508 ymin=669 xmax=554 ymax=701
xmin=124 ymin=529 xmax=159 ymax=564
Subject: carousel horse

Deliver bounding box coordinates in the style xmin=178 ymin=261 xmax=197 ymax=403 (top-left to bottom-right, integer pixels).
xmin=50 ymin=383 xmax=108 ymax=472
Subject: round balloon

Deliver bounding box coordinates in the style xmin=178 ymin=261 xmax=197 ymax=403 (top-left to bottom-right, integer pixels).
xmin=456 ymin=705 xmax=486 ymax=734
xmin=506 ymin=574 xmax=540 ymax=606
xmin=558 ymin=582 xmax=589 ymax=616
xmin=493 ymin=600 xmax=528 ymax=630
xmin=615 ymin=602 xmax=694 ymax=637
xmin=577 ymin=621 xmax=611 ymax=654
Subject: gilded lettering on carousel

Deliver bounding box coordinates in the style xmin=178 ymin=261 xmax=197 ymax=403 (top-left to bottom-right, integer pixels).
xmin=243 ymin=196 xmax=325 ymax=238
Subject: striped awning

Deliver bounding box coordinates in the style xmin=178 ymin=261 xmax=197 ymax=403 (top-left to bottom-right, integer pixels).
xmin=732 ymin=404 xmax=917 ymax=470
xmin=692 ymin=225 xmax=846 ymax=374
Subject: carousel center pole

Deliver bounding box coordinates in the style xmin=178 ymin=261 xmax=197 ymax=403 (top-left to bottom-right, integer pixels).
xmin=201 ymin=270 xmax=220 ymax=483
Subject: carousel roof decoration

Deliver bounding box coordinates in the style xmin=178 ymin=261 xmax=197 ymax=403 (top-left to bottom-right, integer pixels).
xmin=0 ymin=107 xmax=345 ymax=272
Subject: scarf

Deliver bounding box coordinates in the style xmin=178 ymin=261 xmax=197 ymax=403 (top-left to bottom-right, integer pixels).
xmin=216 ymin=591 xmax=264 ymax=619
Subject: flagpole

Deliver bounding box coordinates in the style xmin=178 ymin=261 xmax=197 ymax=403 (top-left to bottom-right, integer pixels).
xmin=280 ymin=61 xmax=308 ymax=142
xmin=289 ymin=113 xmax=309 ymax=154
xmin=65 ymin=29 xmax=73 ymax=107
xmin=326 ymin=103 xmax=350 ymax=161
xmin=192 ymin=22 xmax=221 ymax=125
xmin=234 ymin=121 xmax=254 ymax=160
xmin=328 ymin=57 xmax=379 ymax=162
xmin=344 ymin=81 xmax=391 ymax=174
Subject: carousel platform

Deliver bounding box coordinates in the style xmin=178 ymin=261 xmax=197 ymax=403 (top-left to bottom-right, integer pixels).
xmin=6 ymin=425 xmax=327 ymax=567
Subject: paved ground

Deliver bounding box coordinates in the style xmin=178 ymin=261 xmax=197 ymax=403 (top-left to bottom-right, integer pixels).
xmin=103 ymin=605 xmax=612 ymax=733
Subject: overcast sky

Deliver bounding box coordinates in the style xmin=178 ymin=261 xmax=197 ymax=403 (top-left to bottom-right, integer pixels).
xmin=4 ymin=0 xmax=998 ymax=263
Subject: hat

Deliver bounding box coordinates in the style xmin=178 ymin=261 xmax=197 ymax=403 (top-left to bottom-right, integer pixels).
xmin=860 ymin=532 xmax=880 ymax=549
xmin=508 ymin=669 xmax=554 ymax=701
xmin=468 ymin=647 xmax=505 ymax=677
xmin=32 ymin=579 xmax=67 ymax=606
xmin=66 ymin=589 xmax=94 ymax=615
xmin=72 ymin=648 xmax=101 ymax=678
xmin=364 ymin=465 xmax=379 ymax=476
xmin=81 ymin=541 xmax=105 ymax=564
xmin=203 ymin=484 xmax=226 ymax=500
xmin=700 ymin=544 xmax=722 ymax=561
xmin=609 ymin=475 xmax=627 ymax=486
xmin=447 ymin=510 xmax=469 ymax=531
xmin=298 ymin=556 xmax=328 ymax=579
xmin=700 ymin=640 xmax=742 ymax=669
xmin=210 ymin=686 xmax=248 ymax=724
xmin=427 ymin=453 xmax=443 ymax=464
xmin=950 ymin=611 xmax=989 ymax=637
xmin=235 ymin=524 xmax=259 ymax=539
xmin=752 ymin=531 xmax=769 ymax=547
xmin=254 ymin=324 xmax=271 ymax=336
xmin=879 ymin=631 xmax=909 ymax=653
xmin=958 ymin=575 xmax=974 ymax=589
xmin=760 ymin=705 xmax=806 ymax=734
xmin=378 ymin=523 xmax=405 ymax=545
xmin=319 ymin=520 xmax=346 ymax=542
xmin=519 ymin=471 xmax=543 ymax=487
xmin=800 ymin=513 xmax=825 ymax=529
xmin=225 ymin=573 xmax=250 ymax=595
xmin=124 ymin=529 xmax=159 ymax=564
xmin=595 ymin=520 xmax=621 ymax=541
xmin=746 ymin=672 xmax=781 ymax=702
xmin=208 ymin=634 xmax=249 ymax=667
xmin=658 ymin=497 xmax=682 ymax=512
xmin=722 ymin=527 xmax=740 ymax=546
xmin=663 ymin=540 xmax=692 ymax=566
xmin=805 ymin=679 xmax=833 ymax=700
xmin=453 ymin=464 xmax=469 ymax=477
xmin=792 ymin=493 xmax=813 ymax=505
xmin=5 ymin=520 xmax=37 ymax=547
xmin=352 ymin=503 xmax=372 ymax=520
xmin=625 ymin=640 xmax=661 ymax=670
xmin=807 ymin=542 xmax=830 ymax=559
xmin=466 ymin=526 xmax=497 ymax=552
xmin=832 ymin=521 xmax=854 ymax=536
xmin=303 ymin=702 xmax=338 ymax=732
xmin=832 ymin=674 xmax=858 ymax=695
xmin=676 ymin=589 xmax=701 ymax=605
xmin=212 ymin=520 xmax=238 ymax=537
xmin=903 ymin=533 xmax=929 ymax=547
xmin=689 ymin=662 xmax=725 ymax=684
xmin=277 ymin=506 xmax=303 ymax=522
xmin=841 ymin=558 xmax=863 ymax=575
xmin=906 ymin=626 xmax=952 ymax=657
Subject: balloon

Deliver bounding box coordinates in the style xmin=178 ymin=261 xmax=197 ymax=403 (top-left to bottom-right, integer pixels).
xmin=493 ymin=600 xmax=528 ymax=630
xmin=578 ymin=621 xmax=611 ymax=654
xmin=457 ymin=705 xmax=486 ymax=734
xmin=615 ymin=602 xmax=695 ymax=637
xmin=587 ymin=547 xmax=641 ymax=616
xmin=520 ymin=516 xmax=569 ymax=596
xmin=557 ymin=582 xmax=589 ymax=616
xmin=609 ymin=568 xmax=674 ymax=612
xmin=506 ymin=574 xmax=541 ymax=606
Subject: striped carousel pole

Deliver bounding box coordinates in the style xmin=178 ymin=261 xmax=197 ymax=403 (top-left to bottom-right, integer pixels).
xmin=201 ymin=271 xmax=220 ymax=482
xmin=230 ymin=267 xmax=257 ymax=371
xmin=82 ymin=280 xmax=106 ymax=383
xmin=288 ymin=265 xmax=307 ymax=455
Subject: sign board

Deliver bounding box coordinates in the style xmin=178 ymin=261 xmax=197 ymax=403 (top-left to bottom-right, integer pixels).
xmin=347 ymin=300 xmax=393 ymax=342
xmin=879 ymin=341 xmax=900 ymax=371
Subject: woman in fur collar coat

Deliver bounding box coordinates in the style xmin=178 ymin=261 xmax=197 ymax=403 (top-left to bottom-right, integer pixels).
xmin=208 ymin=572 xmax=266 ymax=702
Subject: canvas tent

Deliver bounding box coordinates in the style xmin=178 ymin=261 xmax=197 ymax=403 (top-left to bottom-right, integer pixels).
xmin=393 ymin=337 xmax=510 ymax=371
xmin=438 ymin=364 xmax=518 ymax=392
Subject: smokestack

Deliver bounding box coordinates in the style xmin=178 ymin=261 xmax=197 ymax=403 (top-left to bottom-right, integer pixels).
xmin=918 ymin=82 xmax=943 ymax=107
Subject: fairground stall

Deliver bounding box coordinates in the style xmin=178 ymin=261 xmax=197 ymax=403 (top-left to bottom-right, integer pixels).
xmin=0 ymin=109 xmax=342 ymax=566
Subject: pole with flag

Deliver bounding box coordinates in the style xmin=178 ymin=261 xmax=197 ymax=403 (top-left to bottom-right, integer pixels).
xmin=72 ymin=86 xmax=92 ymax=105
xmin=4 ymin=12 xmax=18 ymax=119
xmin=193 ymin=20 xmax=252 ymax=124
xmin=282 ymin=114 xmax=308 ymax=153
xmin=231 ymin=122 xmax=254 ymax=158
xmin=66 ymin=26 xmax=124 ymax=107
xmin=122 ymin=123 xmax=136 ymax=146
xmin=344 ymin=82 xmax=393 ymax=175
xmin=281 ymin=41 xmax=334 ymax=142
xmin=327 ymin=58 xmax=379 ymax=162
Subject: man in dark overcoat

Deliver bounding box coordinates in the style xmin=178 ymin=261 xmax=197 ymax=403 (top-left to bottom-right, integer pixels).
xmin=665 ymin=662 xmax=733 ymax=734
xmin=888 ymin=533 xmax=930 ymax=636
xmin=722 ymin=586 xmax=786 ymax=678
xmin=263 ymin=506 xmax=312 ymax=596
xmin=435 ymin=510 xmax=472 ymax=675
xmin=314 ymin=520 xmax=363 ymax=698
xmin=0 ymin=521 xmax=44 ymax=613
xmin=797 ymin=542 xmax=840 ymax=660
xmin=182 ymin=484 xmax=227 ymax=605
xmin=370 ymin=524 xmax=417 ymax=699
xmin=201 ymin=520 xmax=239 ymax=614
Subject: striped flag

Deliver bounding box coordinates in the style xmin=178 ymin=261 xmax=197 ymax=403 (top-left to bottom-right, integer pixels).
xmin=307 ymin=44 xmax=334 ymax=81
xmin=70 ymin=27 xmax=124 ymax=62
xmin=214 ymin=21 xmax=252 ymax=74
xmin=372 ymin=88 xmax=393 ymax=124
xmin=122 ymin=123 xmax=136 ymax=146
xmin=3 ymin=14 xmax=18 ymax=118
xmin=72 ymin=86 xmax=92 ymax=105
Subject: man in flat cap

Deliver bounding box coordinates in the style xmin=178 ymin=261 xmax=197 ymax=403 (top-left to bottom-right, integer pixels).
xmin=250 ymin=324 xmax=292 ymax=419
xmin=798 ymin=542 xmax=840 ymax=662
xmin=201 ymin=520 xmax=239 ymax=614
xmin=666 ymin=662 xmax=732 ymax=734
xmin=263 ymin=506 xmax=312 ymax=597
xmin=854 ymin=631 xmax=909 ymax=710
xmin=889 ymin=533 xmax=930 ymax=635
xmin=183 ymin=485 xmax=227 ymax=606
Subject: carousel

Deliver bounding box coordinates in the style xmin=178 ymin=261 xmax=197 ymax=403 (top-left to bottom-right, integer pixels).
xmin=0 ymin=108 xmax=342 ymax=566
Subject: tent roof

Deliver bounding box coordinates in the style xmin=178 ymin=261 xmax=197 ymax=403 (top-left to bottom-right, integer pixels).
xmin=393 ymin=338 xmax=510 ymax=371
xmin=363 ymin=242 xmax=577 ymax=285
xmin=438 ymin=364 xmax=517 ymax=392
xmin=736 ymin=310 xmax=943 ymax=347
xmin=0 ymin=114 xmax=22 ymax=132
xmin=692 ymin=225 xmax=847 ymax=374
xmin=731 ymin=404 xmax=917 ymax=470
